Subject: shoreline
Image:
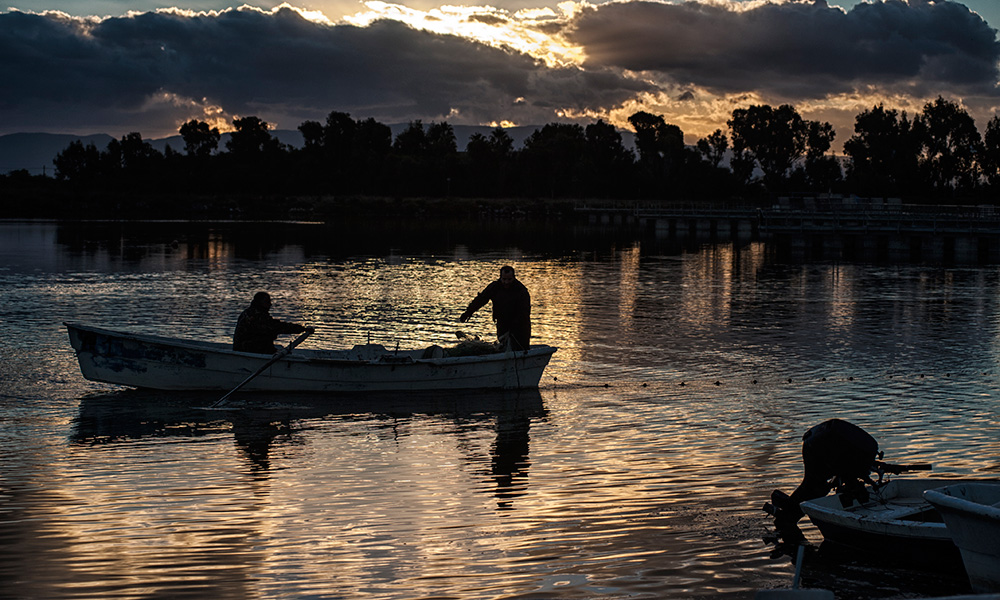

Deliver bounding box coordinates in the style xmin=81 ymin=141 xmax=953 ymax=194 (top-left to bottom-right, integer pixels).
xmin=0 ymin=191 xmax=591 ymax=221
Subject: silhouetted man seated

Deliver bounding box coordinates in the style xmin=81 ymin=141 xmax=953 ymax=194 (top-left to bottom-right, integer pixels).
xmin=233 ymin=291 xmax=308 ymax=354
xmin=768 ymin=418 xmax=879 ymax=529
xmin=459 ymin=265 xmax=532 ymax=351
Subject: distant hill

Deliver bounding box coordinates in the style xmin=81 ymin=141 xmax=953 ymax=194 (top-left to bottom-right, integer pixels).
xmin=0 ymin=132 xmax=115 ymax=175
xmin=0 ymin=131 xmax=307 ymax=175
xmin=1 ymin=125 xmax=636 ymax=175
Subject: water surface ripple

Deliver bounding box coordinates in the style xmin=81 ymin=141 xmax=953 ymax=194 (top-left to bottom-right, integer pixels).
xmin=1 ymin=220 xmax=997 ymax=599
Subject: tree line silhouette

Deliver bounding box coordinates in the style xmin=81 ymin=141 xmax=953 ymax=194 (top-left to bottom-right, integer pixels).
xmin=7 ymin=96 xmax=1000 ymax=213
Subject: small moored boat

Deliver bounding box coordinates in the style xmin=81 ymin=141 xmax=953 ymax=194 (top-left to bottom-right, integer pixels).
xmin=799 ymin=478 xmax=963 ymax=567
xmin=925 ymin=483 xmax=1000 ymax=592
xmin=66 ymin=322 xmax=557 ymax=392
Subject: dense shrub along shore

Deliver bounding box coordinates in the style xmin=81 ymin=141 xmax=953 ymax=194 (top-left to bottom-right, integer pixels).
xmin=5 ymin=96 xmax=1000 ymax=218
xmin=0 ymin=183 xmax=581 ymax=221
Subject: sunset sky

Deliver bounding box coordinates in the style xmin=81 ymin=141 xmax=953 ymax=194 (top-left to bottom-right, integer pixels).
xmin=2 ymin=0 xmax=999 ymax=146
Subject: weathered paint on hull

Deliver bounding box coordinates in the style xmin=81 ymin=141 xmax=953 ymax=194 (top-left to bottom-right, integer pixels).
xmin=67 ymin=323 xmax=556 ymax=392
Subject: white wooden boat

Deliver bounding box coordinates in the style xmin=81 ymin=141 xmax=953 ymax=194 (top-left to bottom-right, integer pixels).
xmin=925 ymin=483 xmax=1000 ymax=592
xmin=66 ymin=322 xmax=557 ymax=392
xmin=799 ymin=479 xmax=963 ymax=567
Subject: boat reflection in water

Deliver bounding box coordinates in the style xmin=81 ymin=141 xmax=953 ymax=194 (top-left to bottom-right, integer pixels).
xmin=71 ymin=388 xmax=546 ymax=509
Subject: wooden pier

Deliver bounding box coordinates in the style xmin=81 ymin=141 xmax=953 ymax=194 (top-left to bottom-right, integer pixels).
xmin=576 ymin=199 xmax=1000 ymax=263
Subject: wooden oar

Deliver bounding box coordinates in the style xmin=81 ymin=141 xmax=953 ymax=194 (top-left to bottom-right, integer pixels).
xmin=208 ymin=328 xmax=313 ymax=409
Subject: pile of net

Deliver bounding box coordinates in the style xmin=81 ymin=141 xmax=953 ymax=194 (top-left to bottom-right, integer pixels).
xmin=419 ymin=333 xmax=503 ymax=358
xmin=444 ymin=339 xmax=502 ymax=357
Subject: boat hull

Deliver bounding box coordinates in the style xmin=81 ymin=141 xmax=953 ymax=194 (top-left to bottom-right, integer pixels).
xmin=66 ymin=323 xmax=557 ymax=392
xmin=800 ymin=479 xmax=962 ymax=567
xmin=925 ymin=483 xmax=1000 ymax=592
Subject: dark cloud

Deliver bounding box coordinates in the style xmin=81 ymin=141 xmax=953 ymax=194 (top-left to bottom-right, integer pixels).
xmin=565 ymin=0 xmax=1000 ymax=99
xmin=0 ymin=5 xmax=653 ymax=136
xmin=3 ymin=1 xmax=998 ymax=138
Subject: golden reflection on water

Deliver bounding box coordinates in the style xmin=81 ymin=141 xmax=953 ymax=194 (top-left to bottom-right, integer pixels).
xmin=617 ymin=243 xmax=640 ymax=335
xmin=3 ymin=221 xmax=1000 ymax=599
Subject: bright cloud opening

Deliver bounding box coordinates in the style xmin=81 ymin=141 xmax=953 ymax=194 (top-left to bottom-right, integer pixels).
xmin=345 ymin=1 xmax=585 ymax=67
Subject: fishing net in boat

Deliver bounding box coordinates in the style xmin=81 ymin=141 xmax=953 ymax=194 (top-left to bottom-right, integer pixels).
xmin=447 ymin=331 xmax=503 ymax=356
xmin=444 ymin=339 xmax=502 ymax=356
xmin=419 ymin=332 xmax=503 ymax=358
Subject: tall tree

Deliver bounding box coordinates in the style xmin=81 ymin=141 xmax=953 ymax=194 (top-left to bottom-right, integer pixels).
xmin=467 ymin=127 xmax=516 ymax=197
xmin=226 ymin=116 xmax=281 ymax=157
xmin=585 ymin=120 xmax=633 ymax=167
xmin=696 ymin=129 xmax=728 ymax=168
xmin=802 ymin=121 xmax=840 ymax=191
xmin=727 ymin=104 xmax=812 ymax=192
xmin=298 ymin=120 xmax=324 ymax=153
xmin=584 ymin=119 xmax=634 ymax=197
xmin=916 ymin=96 xmax=982 ymax=195
xmin=425 ymin=122 xmax=458 ymax=158
xmin=521 ymin=123 xmax=587 ymax=197
xmin=843 ymin=104 xmax=920 ymax=197
xmin=353 ymin=117 xmax=392 ymax=162
xmin=487 ymin=126 xmax=515 ymax=158
xmin=394 ymin=121 xmax=427 ymax=156
xmin=118 ymin=132 xmax=162 ymax=172
xmin=468 ymin=127 xmax=514 ymax=161
xmin=425 ymin=122 xmax=458 ymax=195
xmin=628 ymin=111 xmax=685 ymax=196
xmin=628 ymin=111 xmax=684 ymax=167
xmin=179 ymin=120 xmax=221 ymax=158
xmin=981 ymin=116 xmax=1000 ymax=188
xmin=324 ymin=111 xmax=356 ymax=164
xmin=53 ymin=140 xmax=101 ymax=183
xmin=352 ymin=117 xmax=393 ymax=194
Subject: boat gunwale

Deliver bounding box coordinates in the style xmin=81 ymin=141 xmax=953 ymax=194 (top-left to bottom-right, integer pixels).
xmin=925 ymin=483 xmax=1000 ymax=522
xmin=64 ymin=322 xmax=558 ymax=366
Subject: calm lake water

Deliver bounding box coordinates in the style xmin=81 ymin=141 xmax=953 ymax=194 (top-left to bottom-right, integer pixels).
xmin=2 ymin=219 xmax=998 ymax=599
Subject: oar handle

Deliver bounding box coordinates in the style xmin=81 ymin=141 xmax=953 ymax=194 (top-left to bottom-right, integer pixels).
xmin=211 ymin=328 xmax=313 ymax=408
xmin=283 ymin=327 xmax=314 ymax=353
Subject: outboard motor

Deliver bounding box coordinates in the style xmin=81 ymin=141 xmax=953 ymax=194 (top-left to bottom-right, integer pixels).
xmin=765 ymin=418 xmax=879 ymax=529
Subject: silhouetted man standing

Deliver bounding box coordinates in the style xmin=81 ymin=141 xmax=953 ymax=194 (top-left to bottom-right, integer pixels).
xmin=460 ymin=265 xmax=532 ymax=350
